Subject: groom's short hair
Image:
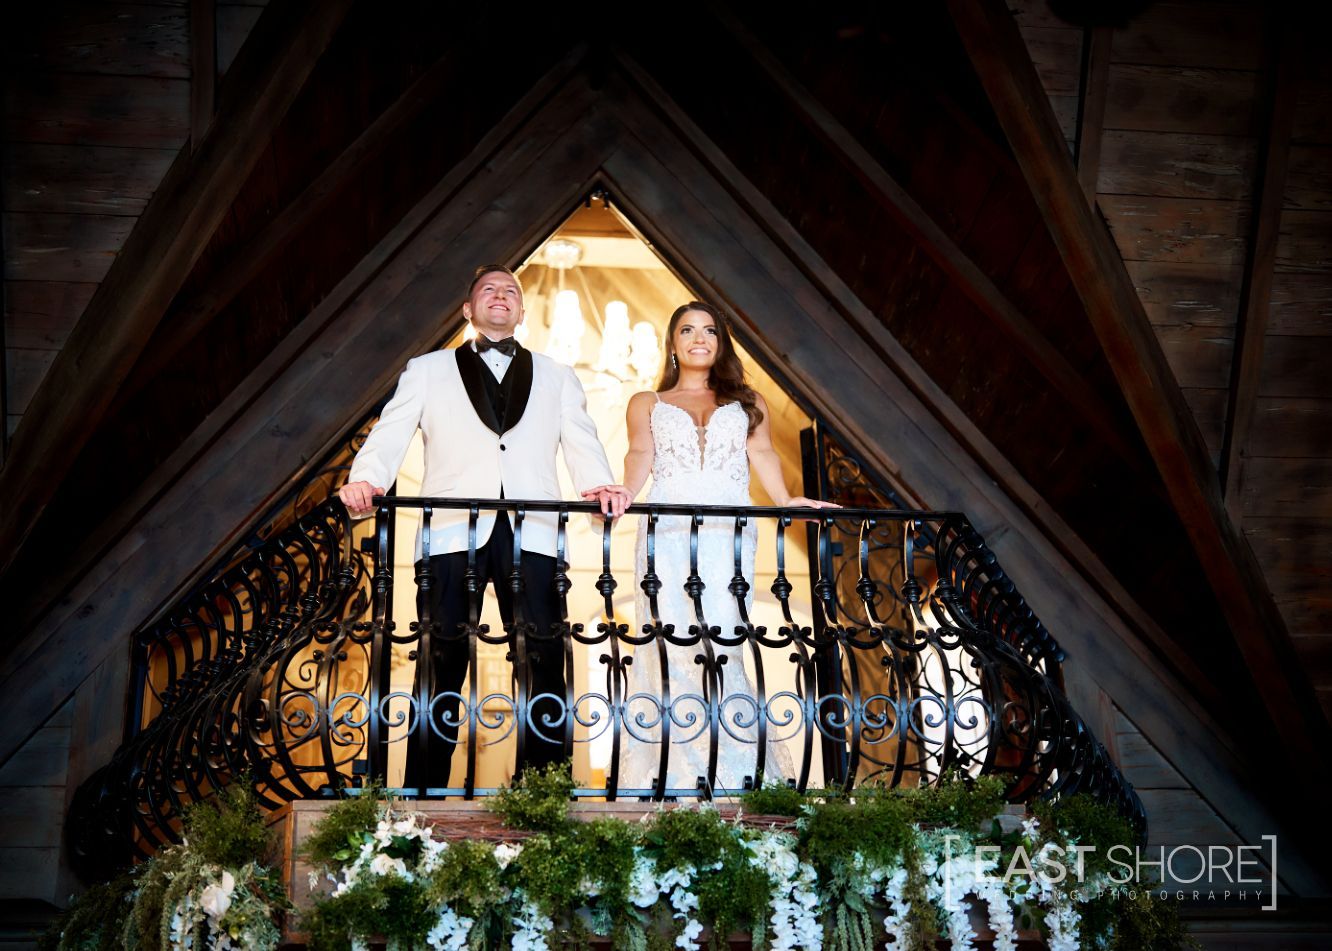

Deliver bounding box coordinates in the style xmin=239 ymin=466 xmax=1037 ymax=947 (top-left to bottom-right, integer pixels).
xmin=466 ymin=264 xmax=522 ymax=299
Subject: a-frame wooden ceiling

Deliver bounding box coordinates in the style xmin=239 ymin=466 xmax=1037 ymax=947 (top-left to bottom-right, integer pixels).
xmin=2 ymin=0 xmax=1330 ymax=884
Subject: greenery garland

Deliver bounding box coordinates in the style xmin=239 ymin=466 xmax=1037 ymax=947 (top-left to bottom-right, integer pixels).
xmin=40 ymin=782 xmax=288 ymax=951
xmin=46 ymin=767 xmax=1192 ymax=950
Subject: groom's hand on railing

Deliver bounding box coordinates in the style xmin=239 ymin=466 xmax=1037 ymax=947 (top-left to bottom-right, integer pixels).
xmin=581 ymin=484 xmax=632 ymax=519
xmin=338 ymin=480 xmax=386 ymax=517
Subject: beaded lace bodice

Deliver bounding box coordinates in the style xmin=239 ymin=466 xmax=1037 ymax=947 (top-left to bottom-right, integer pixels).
xmin=647 ymin=398 xmax=750 ymax=501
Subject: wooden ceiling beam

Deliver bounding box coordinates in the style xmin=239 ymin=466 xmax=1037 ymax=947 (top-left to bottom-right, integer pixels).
xmin=1 ymin=200 xmax=8 ymax=462
xmin=946 ymin=0 xmax=1329 ymax=768
xmin=716 ymin=13 xmax=1154 ymax=484
xmin=0 ymin=0 xmax=353 ymax=577
xmin=190 ymin=0 xmax=217 ymax=149
xmin=1220 ymin=24 xmax=1298 ymax=526
xmin=109 ymin=40 xmax=475 ymax=414
xmin=1074 ymin=24 xmax=1112 ymax=204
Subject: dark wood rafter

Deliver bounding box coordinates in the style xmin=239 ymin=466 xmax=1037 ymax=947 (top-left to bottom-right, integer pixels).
xmin=714 ymin=12 xmax=1154 ymax=484
xmin=946 ymin=0 xmax=1330 ymax=770
xmin=1220 ymin=23 xmax=1299 ymax=527
xmin=108 ymin=40 xmax=502 ymax=415
xmin=0 ymin=0 xmax=354 ymax=578
xmin=609 ymin=49 xmax=1219 ymax=712
xmin=190 ymin=0 xmax=217 ymax=149
xmin=10 ymin=43 xmax=593 ymax=641
xmin=1074 ymin=24 xmax=1112 ymax=204
xmin=1 ymin=163 xmax=8 ymax=463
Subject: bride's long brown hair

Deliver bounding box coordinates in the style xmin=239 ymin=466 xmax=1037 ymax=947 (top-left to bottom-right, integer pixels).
xmin=658 ymin=301 xmax=763 ymax=435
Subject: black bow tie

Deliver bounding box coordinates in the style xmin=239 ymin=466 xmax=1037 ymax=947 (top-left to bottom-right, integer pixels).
xmin=475 ymin=336 xmax=518 ymax=356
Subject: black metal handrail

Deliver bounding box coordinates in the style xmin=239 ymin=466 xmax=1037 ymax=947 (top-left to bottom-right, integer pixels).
xmin=67 ymin=494 xmax=1141 ymax=881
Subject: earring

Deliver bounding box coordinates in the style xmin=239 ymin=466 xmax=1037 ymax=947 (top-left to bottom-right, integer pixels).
xmin=670 ymin=353 xmax=677 ymax=370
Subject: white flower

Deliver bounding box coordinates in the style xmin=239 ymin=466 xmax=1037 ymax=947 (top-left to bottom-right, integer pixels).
xmin=493 ymin=841 xmax=524 ymax=869
xmin=757 ymin=833 xmax=821 ymax=951
xmin=426 ymin=906 xmax=475 ymax=951
xmin=629 ymin=854 xmax=661 ymax=908
xmin=510 ymin=895 xmax=553 ymax=951
xmin=1043 ymin=893 xmax=1082 ymax=951
xmin=676 ymin=917 xmax=703 ymax=948
xmin=420 ymin=836 xmax=449 ymax=875
xmin=369 ymin=853 xmax=409 ymax=878
xmin=658 ymin=865 xmax=696 ymax=891
xmin=199 ymin=870 xmax=235 ymax=919
xmin=881 ymin=865 xmax=912 ymax=946
xmin=167 ymin=896 xmax=193 ymax=951
xmin=669 ymin=886 xmax=699 ymax=915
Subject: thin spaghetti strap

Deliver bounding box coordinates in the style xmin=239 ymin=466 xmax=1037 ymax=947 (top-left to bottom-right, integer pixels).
xmin=653 ymin=391 xmax=662 ymax=403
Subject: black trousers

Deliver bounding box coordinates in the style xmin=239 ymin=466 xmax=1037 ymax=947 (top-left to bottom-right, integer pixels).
xmin=404 ymin=513 xmax=566 ymax=790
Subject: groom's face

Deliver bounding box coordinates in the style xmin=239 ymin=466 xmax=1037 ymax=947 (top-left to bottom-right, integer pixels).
xmin=463 ymin=271 xmax=524 ymax=340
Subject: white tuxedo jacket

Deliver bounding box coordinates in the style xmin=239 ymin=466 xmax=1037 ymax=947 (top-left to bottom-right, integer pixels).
xmin=347 ymin=345 xmax=614 ymax=558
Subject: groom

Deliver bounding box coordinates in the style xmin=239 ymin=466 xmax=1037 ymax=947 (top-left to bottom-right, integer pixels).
xmin=339 ymin=264 xmax=630 ymax=790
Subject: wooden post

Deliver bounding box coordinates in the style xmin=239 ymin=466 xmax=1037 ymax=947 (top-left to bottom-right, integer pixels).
xmin=1220 ymin=22 xmax=1298 ymax=526
xmin=1074 ymin=24 xmax=1112 ymax=204
xmin=190 ymin=0 xmax=217 ymax=150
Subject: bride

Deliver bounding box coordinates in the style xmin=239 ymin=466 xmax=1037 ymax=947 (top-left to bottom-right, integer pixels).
xmin=615 ymin=301 xmax=837 ymax=796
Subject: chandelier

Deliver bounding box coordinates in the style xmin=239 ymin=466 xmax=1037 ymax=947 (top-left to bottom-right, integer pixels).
xmin=537 ymin=238 xmax=660 ymax=386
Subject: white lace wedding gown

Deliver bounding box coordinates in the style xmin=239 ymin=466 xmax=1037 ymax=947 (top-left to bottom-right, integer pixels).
xmin=617 ymin=395 xmax=793 ymax=794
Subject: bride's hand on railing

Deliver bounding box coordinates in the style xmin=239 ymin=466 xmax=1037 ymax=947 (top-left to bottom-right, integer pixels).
xmin=786 ymin=496 xmax=840 ymax=509
xmin=784 ymin=496 xmax=841 ymax=522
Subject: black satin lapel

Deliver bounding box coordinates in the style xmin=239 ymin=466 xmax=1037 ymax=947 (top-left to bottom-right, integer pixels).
xmin=501 ymin=347 xmax=533 ymax=433
xmin=455 ymin=346 xmax=502 ymax=434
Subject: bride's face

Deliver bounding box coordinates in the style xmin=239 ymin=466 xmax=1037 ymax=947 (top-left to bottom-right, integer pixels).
xmin=672 ymin=309 xmax=719 ymax=371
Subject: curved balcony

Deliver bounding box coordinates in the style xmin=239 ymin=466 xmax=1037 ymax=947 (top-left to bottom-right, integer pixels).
xmin=67 ymin=491 xmax=1143 ymax=882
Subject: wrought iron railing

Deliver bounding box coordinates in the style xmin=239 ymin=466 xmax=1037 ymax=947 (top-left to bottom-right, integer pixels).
xmin=67 ymin=492 xmax=1143 ymax=881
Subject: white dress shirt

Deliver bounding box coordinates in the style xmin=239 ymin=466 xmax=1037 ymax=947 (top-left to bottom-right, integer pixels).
xmin=475 ymin=335 xmax=513 ymax=381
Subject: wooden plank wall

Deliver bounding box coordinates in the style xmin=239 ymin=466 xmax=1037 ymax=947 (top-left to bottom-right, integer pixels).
xmin=1066 ymin=2 xmax=1265 ymax=467
xmin=0 ymin=654 xmax=127 ymax=925
xmin=1 ymin=0 xmax=265 ymax=449
xmin=1114 ymin=704 xmax=1265 ymax=891
xmin=1016 ymin=1 xmax=1332 ymax=727
xmin=0 ymin=698 xmax=71 ymax=912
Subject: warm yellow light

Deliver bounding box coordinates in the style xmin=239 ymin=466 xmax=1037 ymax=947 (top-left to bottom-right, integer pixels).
xmin=595 ymin=300 xmax=632 ymax=374
xmin=545 ymin=289 xmax=585 ymax=365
